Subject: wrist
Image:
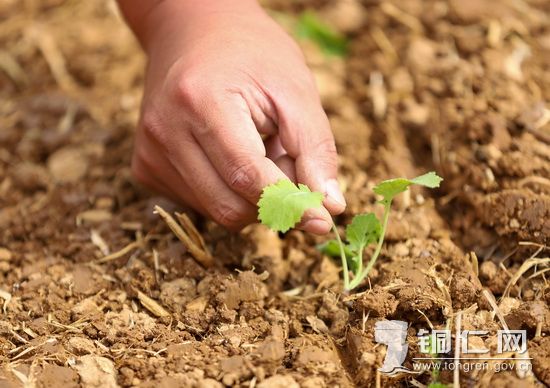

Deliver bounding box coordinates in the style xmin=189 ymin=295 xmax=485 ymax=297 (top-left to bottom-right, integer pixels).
xmin=118 ymin=0 xmax=261 ymax=54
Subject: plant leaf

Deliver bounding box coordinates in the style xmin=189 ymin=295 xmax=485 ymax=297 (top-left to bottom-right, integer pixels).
xmin=317 ymin=240 xmax=354 ymax=259
xmin=346 ymin=213 xmax=381 ymax=253
xmin=296 ymin=11 xmax=348 ymax=56
xmin=410 ymin=171 xmax=444 ymax=188
xmin=373 ymin=171 xmax=443 ymax=202
xmin=258 ymin=179 xmax=324 ymax=232
xmin=317 ymin=241 xmax=360 ymax=272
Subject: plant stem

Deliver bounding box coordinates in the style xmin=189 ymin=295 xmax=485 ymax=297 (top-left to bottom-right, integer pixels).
xmin=332 ymin=222 xmax=349 ymax=290
xmin=347 ymin=200 xmax=392 ymax=290
xmin=355 ymin=248 xmax=363 ymax=276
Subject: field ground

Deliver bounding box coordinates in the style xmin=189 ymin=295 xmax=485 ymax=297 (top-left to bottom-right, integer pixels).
xmin=0 ymin=0 xmax=549 ymax=387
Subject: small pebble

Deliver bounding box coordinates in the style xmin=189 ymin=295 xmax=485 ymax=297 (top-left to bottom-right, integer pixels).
xmin=479 ymin=261 xmax=497 ymax=280
xmin=0 ymin=248 xmax=12 ymax=261
xmin=509 ymin=218 xmax=520 ymax=228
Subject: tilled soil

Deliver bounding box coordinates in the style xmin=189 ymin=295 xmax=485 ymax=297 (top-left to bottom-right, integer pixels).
xmin=0 ymin=0 xmax=549 ymax=387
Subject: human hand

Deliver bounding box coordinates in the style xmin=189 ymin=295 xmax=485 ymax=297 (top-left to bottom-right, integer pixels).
xmin=122 ymin=0 xmax=346 ymax=233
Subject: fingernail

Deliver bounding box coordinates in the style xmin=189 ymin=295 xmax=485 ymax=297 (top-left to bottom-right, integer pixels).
xmin=302 ymin=218 xmax=331 ymax=235
xmin=325 ymin=179 xmax=346 ymax=208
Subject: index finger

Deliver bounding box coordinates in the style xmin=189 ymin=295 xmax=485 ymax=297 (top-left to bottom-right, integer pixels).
xmin=272 ymin=80 xmax=346 ymax=215
xmin=192 ymin=93 xmax=334 ymax=234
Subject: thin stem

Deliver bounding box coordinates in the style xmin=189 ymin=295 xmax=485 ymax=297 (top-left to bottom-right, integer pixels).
xmin=355 ymin=248 xmax=363 ymax=276
xmin=332 ymin=222 xmax=349 ymax=290
xmin=347 ymin=200 xmax=392 ymax=290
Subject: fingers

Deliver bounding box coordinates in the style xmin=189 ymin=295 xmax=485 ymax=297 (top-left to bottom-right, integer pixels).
xmin=272 ymin=80 xmax=346 ymax=216
xmin=191 ymin=94 xmax=332 ymax=233
xmin=131 ymin=130 xmax=208 ymax=215
xmin=139 ymin=77 xmax=343 ymax=233
xmin=166 ymin=134 xmax=259 ymax=230
xmin=190 ymin=90 xmax=340 ymax=233
xmin=297 ymin=207 xmax=333 ymax=235
xmin=192 ymin=95 xmax=289 ymax=204
xmin=264 ymin=135 xmax=330 ymax=234
xmin=136 ymin=124 xmax=257 ymax=230
xmin=265 ymin=135 xmax=296 ymax=181
xmin=272 ymin=154 xmax=296 ymax=182
xmin=264 ymin=134 xmax=286 ymax=161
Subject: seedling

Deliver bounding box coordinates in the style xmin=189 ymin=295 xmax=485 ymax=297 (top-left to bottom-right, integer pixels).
xmin=258 ymin=172 xmax=443 ymax=291
xmin=296 ymin=11 xmax=348 ymax=56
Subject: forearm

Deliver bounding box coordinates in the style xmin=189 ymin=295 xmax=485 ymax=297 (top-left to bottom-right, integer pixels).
xmin=117 ymin=0 xmax=260 ymax=53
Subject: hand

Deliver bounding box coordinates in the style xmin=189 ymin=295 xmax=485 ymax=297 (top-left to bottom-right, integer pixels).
xmin=123 ymin=0 xmax=346 ymax=233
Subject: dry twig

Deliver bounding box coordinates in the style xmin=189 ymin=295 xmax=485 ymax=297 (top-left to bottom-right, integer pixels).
xmin=154 ymin=205 xmax=213 ymax=268
xmin=96 ymin=240 xmax=142 ymax=264
xmin=502 ymin=257 xmax=550 ymax=298
xmin=380 ymin=3 xmax=424 ymax=34
xmin=175 ymin=212 xmax=210 ymax=254
xmin=27 ymin=25 xmax=77 ymax=91
xmin=135 ymin=289 xmax=170 ymax=318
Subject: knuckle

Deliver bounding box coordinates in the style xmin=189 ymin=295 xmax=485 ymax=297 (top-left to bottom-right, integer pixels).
xmin=175 ymin=76 xmax=196 ymax=105
xmin=174 ymin=71 xmax=204 ymax=110
xmin=211 ymin=203 xmax=247 ymax=229
xmin=316 ymin=133 xmax=337 ymax=155
xmin=227 ymin=160 xmax=260 ymax=194
xmin=140 ymin=111 xmax=165 ymax=143
xmin=313 ymin=135 xmax=338 ymax=168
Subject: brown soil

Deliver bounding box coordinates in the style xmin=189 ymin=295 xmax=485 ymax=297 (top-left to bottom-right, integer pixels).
xmin=0 ymin=0 xmax=548 ymax=387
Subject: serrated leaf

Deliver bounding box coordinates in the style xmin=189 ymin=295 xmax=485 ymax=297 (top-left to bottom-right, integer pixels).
xmin=296 ymin=11 xmax=348 ymax=57
xmin=317 ymin=240 xmax=353 ymax=259
xmin=346 ymin=213 xmax=381 ymax=253
xmin=373 ymin=178 xmax=412 ymax=201
xmin=373 ymin=171 xmax=443 ymax=202
xmin=410 ymin=171 xmax=444 ymax=188
xmin=258 ymin=179 xmax=324 ymax=233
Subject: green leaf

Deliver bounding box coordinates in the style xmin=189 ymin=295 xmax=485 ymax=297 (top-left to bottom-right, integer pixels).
xmin=296 ymin=11 xmax=348 ymax=56
xmin=345 ymin=213 xmax=381 ymax=253
xmin=410 ymin=171 xmax=444 ymax=188
xmin=373 ymin=178 xmax=412 ymax=201
xmin=318 ymin=240 xmax=359 ymax=272
xmin=258 ymin=179 xmax=324 ymax=233
xmin=318 ymin=240 xmax=354 ymax=259
xmin=427 ymin=384 xmax=448 ymax=388
xmin=373 ymin=171 xmax=443 ymax=202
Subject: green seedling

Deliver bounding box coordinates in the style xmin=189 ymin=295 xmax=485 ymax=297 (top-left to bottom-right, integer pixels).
xmin=296 ymin=11 xmax=348 ymax=56
xmin=258 ymin=172 xmax=443 ymax=291
xmin=425 ymin=334 xmax=445 ymax=387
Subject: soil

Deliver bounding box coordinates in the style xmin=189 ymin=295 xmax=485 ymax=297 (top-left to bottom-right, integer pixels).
xmin=0 ymin=0 xmax=549 ymax=387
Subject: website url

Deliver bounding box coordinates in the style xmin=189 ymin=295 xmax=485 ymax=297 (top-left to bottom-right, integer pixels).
xmin=412 ymin=360 xmax=532 ymax=373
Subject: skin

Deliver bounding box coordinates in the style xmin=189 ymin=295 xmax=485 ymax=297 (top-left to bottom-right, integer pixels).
xmin=117 ymin=0 xmax=346 ymax=234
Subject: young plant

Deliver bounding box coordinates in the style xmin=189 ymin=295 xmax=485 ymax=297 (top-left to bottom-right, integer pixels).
xmin=258 ymin=172 xmax=443 ymax=291
xmin=296 ymin=11 xmax=348 ymax=57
